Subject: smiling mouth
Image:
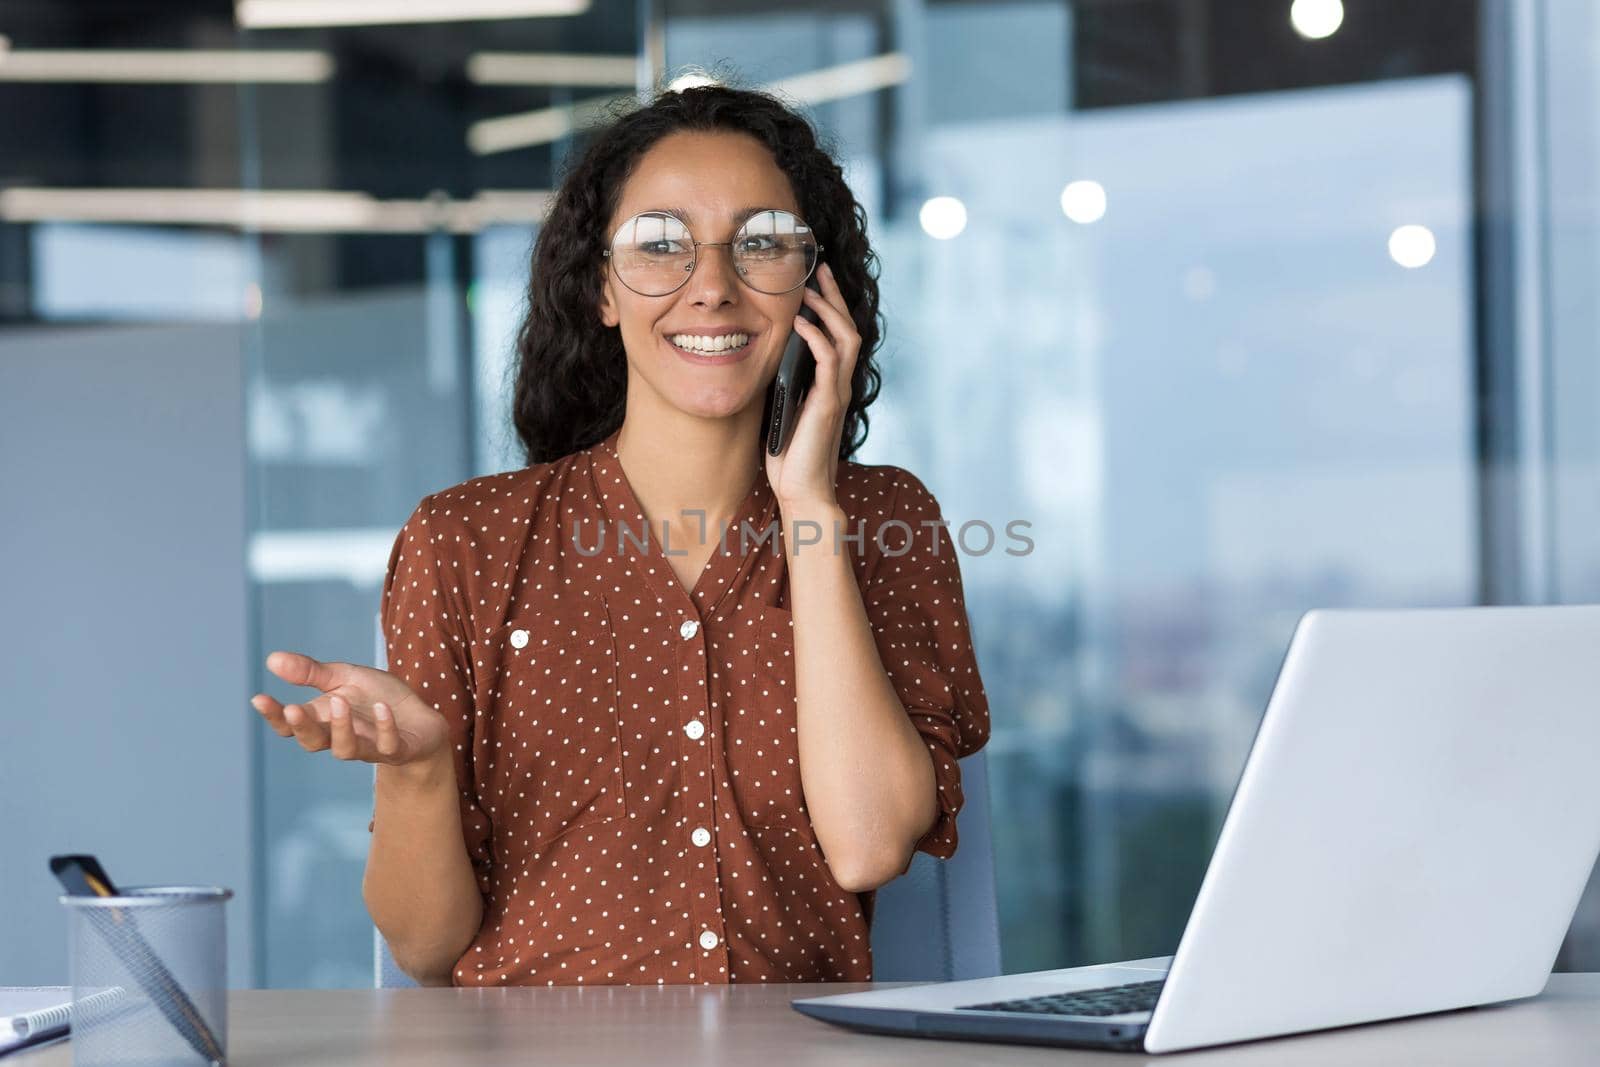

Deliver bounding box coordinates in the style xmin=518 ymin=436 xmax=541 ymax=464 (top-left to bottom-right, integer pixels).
xmin=667 ymin=335 xmax=756 ymax=357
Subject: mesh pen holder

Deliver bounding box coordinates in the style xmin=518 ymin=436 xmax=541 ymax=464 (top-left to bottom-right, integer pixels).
xmin=60 ymin=886 xmax=231 ymax=1067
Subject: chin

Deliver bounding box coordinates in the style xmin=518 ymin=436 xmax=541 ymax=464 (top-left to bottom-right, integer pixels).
xmin=672 ymin=384 xmax=761 ymax=420
xmin=630 ymin=338 xmax=776 ymax=422
xmin=659 ymin=358 xmax=776 ymax=422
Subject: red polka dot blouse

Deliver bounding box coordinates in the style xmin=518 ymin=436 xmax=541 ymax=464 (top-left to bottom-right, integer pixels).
xmin=373 ymin=426 xmax=990 ymax=986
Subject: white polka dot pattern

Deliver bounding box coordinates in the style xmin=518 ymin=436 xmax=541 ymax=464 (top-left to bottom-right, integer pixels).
xmin=373 ymin=426 xmax=991 ymax=987
xmin=487 ymin=605 xmax=627 ymax=851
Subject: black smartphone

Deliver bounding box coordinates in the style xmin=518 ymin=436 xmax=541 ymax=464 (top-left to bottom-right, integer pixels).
xmin=765 ymin=274 xmax=823 ymax=457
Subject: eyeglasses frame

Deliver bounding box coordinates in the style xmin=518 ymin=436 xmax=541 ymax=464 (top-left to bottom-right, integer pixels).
xmin=601 ymin=208 xmax=825 ymax=297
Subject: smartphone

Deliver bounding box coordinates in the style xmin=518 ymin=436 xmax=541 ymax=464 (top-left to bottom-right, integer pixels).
xmin=765 ymin=274 xmax=823 ymax=457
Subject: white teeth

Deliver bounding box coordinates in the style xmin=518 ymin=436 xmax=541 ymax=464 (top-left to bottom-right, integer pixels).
xmin=669 ymin=332 xmax=750 ymax=353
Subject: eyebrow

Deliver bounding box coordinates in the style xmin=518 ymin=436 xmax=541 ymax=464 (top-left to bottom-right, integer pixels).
xmin=657 ymin=205 xmax=787 ymax=223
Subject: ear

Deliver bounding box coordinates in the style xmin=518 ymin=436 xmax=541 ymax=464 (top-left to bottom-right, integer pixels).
xmin=598 ymin=270 xmax=620 ymax=328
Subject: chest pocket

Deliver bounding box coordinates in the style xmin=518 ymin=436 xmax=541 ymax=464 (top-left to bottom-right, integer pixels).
xmin=483 ymin=597 xmax=626 ymax=853
xmin=714 ymin=603 xmax=804 ymax=831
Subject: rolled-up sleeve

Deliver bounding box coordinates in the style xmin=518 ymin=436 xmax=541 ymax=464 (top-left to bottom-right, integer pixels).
xmin=863 ymin=469 xmax=992 ymax=861
xmin=371 ymin=493 xmax=495 ymax=894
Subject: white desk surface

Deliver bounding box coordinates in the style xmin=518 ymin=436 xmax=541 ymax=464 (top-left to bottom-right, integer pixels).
xmin=13 ymin=973 xmax=1600 ymax=1065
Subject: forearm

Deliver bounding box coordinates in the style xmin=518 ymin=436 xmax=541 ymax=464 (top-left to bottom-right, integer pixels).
xmin=362 ymin=753 xmax=484 ymax=986
xmin=785 ymin=503 xmax=939 ymax=892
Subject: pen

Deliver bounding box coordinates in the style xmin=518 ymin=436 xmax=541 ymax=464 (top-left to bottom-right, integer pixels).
xmin=49 ymin=854 xmax=227 ymax=1066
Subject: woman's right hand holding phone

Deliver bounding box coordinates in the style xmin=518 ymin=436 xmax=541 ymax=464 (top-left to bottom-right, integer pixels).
xmin=250 ymin=651 xmax=449 ymax=770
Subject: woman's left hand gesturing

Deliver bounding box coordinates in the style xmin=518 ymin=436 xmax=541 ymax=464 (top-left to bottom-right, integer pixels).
xmin=765 ymin=260 xmax=859 ymax=513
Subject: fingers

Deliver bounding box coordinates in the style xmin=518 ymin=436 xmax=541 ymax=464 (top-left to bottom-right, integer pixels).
xmin=792 ymin=315 xmax=841 ymax=412
xmin=804 ymin=265 xmax=858 ymax=368
xmin=803 ymin=263 xmax=850 ymax=340
xmin=264 ymin=650 xmax=348 ymax=693
xmin=373 ymin=702 xmax=403 ymax=760
xmin=282 ymin=700 xmax=332 ymax=753
xmin=255 ymin=690 xmax=385 ymax=763
xmin=250 ymin=693 xmax=294 ymax=738
xmin=261 ymin=650 xmax=363 ymax=756
xmin=329 ymin=694 xmax=360 ymax=760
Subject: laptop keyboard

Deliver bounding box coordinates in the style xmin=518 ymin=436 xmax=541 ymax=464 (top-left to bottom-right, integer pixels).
xmin=960 ymin=978 xmax=1165 ymax=1017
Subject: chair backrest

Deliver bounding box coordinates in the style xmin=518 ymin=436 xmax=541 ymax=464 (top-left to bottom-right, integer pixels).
xmin=375 ymin=913 xmax=417 ymax=988
xmin=372 ymin=614 xmax=419 ymax=988
xmin=869 ymin=748 xmax=1002 ymax=982
xmin=370 ymin=613 xmax=1001 ymax=987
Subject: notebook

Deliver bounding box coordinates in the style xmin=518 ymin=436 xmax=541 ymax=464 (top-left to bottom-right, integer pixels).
xmin=1 ymin=986 xmax=127 ymax=1057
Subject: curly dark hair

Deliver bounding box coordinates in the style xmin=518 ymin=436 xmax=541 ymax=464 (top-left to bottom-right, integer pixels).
xmin=510 ymin=77 xmax=884 ymax=466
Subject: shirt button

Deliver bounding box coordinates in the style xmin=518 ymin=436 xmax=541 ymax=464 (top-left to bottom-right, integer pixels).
xmin=509 ymin=629 xmax=529 ymax=649
xmin=679 ymin=618 xmax=700 ymax=639
xmin=683 ymin=720 xmax=705 ymax=740
xmin=699 ymin=930 xmax=719 ymax=951
xmin=691 ymin=827 xmax=711 ymax=847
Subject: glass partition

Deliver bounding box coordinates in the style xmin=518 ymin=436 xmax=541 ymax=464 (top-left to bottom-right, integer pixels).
xmin=235 ymin=11 xmax=639 ymax=985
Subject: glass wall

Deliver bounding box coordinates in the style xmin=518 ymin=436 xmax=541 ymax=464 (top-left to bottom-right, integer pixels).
xmin=234 ymin=9 xmax=637 ymax=986
xmin=1538 ymin=0 xmax=1600 ymax=970
xmin=2 ymin=0 xmax=1596 ymax=987
xmin=659 ymin=0 xmax=1483 ymax=973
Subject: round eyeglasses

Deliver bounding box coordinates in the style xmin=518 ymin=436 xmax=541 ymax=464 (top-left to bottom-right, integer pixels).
xmin=602 ymin=209 xmax=823 ymax=297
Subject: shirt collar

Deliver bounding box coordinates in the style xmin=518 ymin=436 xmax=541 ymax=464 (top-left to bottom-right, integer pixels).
xmin=586 ymin=424 xmax=778 ymax=613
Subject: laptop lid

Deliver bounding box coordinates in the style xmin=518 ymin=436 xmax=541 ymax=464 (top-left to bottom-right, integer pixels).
xmin=1144 ymin=605 xmax=1600 ymax=1053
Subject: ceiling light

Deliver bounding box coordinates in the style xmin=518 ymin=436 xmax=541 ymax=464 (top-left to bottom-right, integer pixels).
xmin=1387 ymin=224 xmax=1436 ymax=269
xmin=0 ymin=188 xmax=554 ymax=234
xmin=1060 ymin=180 xmax=1107 ymax=224
xmin=467 ymin=92 xmax=628 ymax=155
xmin=236 ymin=0 xmax=587 ymax=28
xmin=466 ymin=52 xmax=635 ymax=87
xmin=0 ymin=49 xmax=332 ymax=83
xmin=1290 ymin=0 xmax=1344 ymax=40
xmin=919 ymin=197 xmax=967 ymax=240
xmin=764 ymin=53 xmax=911 ymax=106
xmin=465 ymin=53 xmax=911 ymax=156
xmin=668 ymin=72 xmax=718 ymax=93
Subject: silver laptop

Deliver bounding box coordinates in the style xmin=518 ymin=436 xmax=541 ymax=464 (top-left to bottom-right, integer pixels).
xmin=793 ymin=605 xmax=1600 ymax=1053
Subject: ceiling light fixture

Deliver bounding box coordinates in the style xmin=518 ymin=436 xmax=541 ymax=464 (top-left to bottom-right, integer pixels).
xmin=764 ymin=53 xmax=912 ymax=106
xmin=0 ymin=188 xmax=554 ymax=234
xmin=1290 ymin=0 xmax=1344 ymax=40
xmin=0 ymin=48 xmax=333 ymax=83
xmin=466 ymin=52 xmax=635 ymax=87
xmin=236 ymin=0 xmax=588 ymax=29
xmin=467 ymin=92 xmax=628 ymax=155
xmin=465 ymin=53 xmax=912 ymax=156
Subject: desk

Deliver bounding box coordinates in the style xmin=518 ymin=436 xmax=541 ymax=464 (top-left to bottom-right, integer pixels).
xmin=13 ymin=974 xmax=1600 ymax=1065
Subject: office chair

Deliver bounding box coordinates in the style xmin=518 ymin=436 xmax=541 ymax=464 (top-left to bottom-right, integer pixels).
xmin=370 ymin=614 xmax=1001 ymax=988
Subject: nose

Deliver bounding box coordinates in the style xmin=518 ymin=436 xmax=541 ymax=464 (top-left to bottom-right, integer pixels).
xmin=682 ymin=243 xmax=741 ymax=306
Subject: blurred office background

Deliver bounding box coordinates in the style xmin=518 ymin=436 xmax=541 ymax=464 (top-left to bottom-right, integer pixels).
xmin=2 ymin=0 xmax=1596 ymax=988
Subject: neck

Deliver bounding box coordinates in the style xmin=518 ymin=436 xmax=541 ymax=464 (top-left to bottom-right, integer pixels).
xmin=614 ymin=401 xmax=764 ymax=535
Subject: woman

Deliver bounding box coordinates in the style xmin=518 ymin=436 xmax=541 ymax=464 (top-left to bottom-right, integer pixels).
xmin=250 ymin=83 xmax=990 ymax=988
